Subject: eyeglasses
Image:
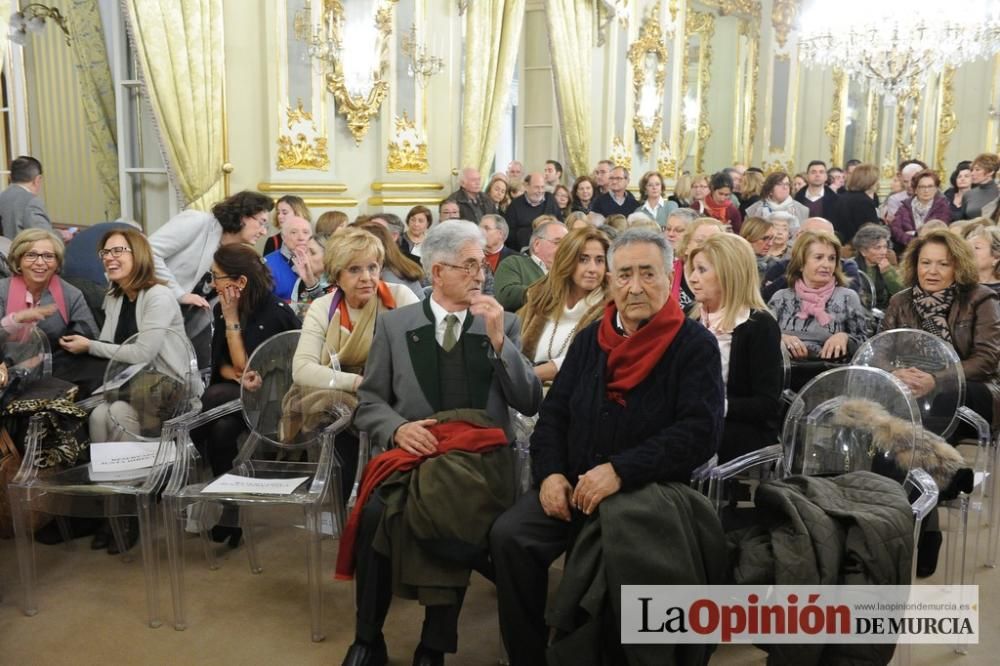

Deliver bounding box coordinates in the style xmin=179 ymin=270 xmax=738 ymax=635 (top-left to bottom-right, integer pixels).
xmin=441 ymin=260 xmax=489 ymax=276
xmin=608 ymin=176 xmax=626 ymax=182
xmin=98 ymin=246 xmax=132 ymax=259
xmin=24 ymin=251 xmax=57 ymax=264
xmin=539 ymin=236 xmax=563 ymax=246
xmin=759 ymin=235 xmax=776 ymax=243
xmin=915 ymin=184 xmax=937 ymax=190
xmin=208 ymin=272 xmax=235 ymax=284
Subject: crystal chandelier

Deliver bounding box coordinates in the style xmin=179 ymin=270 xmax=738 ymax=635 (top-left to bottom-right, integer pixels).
xmin=400 ymin=24 xmax=443 ymax=88
xmin=797 ymin=0 xmax=1000 ymax=102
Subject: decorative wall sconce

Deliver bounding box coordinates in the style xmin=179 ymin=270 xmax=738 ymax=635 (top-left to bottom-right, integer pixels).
xmin=609 ymin=135 xmax=632 ymax=171
xmin=295 ymin=0 xmax=398 ymax=145
xmin=657 ymin=140 xmax=676 ymax=178
xmin=386 ymin=112 xmax=429 ymax=173
xmin=400 ymin=24 xmax=444 ymax=88
xmin=8 ymin=3 xmax=70 ymax=45
xmin=597 ymin=0 xmax=630 ymax=45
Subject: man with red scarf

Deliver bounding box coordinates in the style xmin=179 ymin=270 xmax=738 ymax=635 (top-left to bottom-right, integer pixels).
xmin=490 ymin=228 xmax=725 ymax=666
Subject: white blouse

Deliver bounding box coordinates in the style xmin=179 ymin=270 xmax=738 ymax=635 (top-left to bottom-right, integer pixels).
xmin=532 ymin=290 xmax=603 ymax=369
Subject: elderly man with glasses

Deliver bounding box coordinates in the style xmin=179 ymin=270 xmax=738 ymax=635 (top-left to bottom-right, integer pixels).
xmin=493 ymin=221 xmax=569 ymax=312
xmin=338 ymin=220 xmax=541 ymax=666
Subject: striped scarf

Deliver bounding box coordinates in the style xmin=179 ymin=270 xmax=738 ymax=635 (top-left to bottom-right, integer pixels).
xmin=911 ymin=284 xmax=955 ymax=343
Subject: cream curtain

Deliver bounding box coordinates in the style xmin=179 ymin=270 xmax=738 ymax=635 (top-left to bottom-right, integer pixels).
xmin=461 ymin=0 xmax=526 ymax=178
xmin=124 ymin=0 xmax=224 ymax=211
xmin=0 ymin=0 xmax=9 ymax=182
xmin=545 ymin=0 xmax=593 ymax=179
xmin=67 ymin=0 xmax=120 ymax=219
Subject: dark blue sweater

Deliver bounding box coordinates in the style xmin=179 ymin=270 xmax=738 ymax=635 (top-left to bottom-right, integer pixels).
xmin=530 ymin=317 xmax=724 ymax=489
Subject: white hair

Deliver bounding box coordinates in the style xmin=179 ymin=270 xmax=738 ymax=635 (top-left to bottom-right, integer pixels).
xmin=420 ymin=219 xmax=485 ymax=280
xmin=608 ymin=228 xmax=673 ymax=272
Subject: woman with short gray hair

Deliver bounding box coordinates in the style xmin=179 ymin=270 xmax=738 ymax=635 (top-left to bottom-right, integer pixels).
xmin=851 ymin=223 xmax=903 ymax=309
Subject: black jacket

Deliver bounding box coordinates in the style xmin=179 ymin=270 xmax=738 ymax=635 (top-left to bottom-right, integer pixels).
xmin=446 ymin=188 xmax=497 ymax=223
xmin=530 ymin=317 xmax=724 ymax=489
xmin=209 ymin=293 xmax=302 ymax=384
xmin=720 ymin=310 xmax=783 ymax=461
xmin=504 ymin=193 xmax=562 ymax=250
xmin=794 ymin=185 xmax=839 ymax=221
xmin=830 ymin=190 xmax=880 ymax=245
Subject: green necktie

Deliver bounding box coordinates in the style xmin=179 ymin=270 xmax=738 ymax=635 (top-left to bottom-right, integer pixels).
xmin=442 ymin=314 xmax=459 ymax=351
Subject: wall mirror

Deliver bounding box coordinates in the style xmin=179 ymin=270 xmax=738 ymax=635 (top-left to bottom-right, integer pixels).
xmin=629 ymin=9 xmax=669 ymax=156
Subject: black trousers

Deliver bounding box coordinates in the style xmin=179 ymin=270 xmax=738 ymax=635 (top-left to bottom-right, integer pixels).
xmin=354 ymin=493 xmax=466 ymax=653
xmin=489 ymin=491 xmax=577 ymax=666
xmin=191 ymin=382 xmax=243 ymax=476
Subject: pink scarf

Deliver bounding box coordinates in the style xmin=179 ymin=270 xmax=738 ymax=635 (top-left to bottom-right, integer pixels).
xmin=5 ymin=275 xmax=69 ymax=323
xmin=671 ymin=258 xmax=683 ymax=302
xmin=794 ymin=279 xmax=835 ymax=327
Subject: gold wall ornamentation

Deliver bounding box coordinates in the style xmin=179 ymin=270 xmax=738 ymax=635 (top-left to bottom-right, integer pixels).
xmin=770 ymin=0 xmax=798 ymax=49
xmin=935 ymin=68 xmax=957 ymax=178
xmin=864 ymin=91 xmax=879 ymax=162
xmin=323 ymin=0 xmax=398 ymax=145
xmin=386 ymin=113 xmax=429 ymax=173
xmin=627 ymin=3 xmax=669 ymax=156
xmin=371 ymin=182 xmax=445 ymax=191
xmin=893 ymin=83 xmax=921 ymax=162
xmin=762 ymin=158 xmax=795 ymax=175
xmin=657 ymin=140 xmax=677 ymax=179
xmin=277 ymin=100 xmax=330 ymax=171
xmin=610 ymin=135 xmax=632 ymax=171
xmin=368 ymin=195 xmax=447 ymax=206
xmin=823 ymin=70 xmax=847 ymax=167
xmin=700 ymin=0 xmax=761 ymax=20
xmin=738 ymin=17 xmax=761 ymax=165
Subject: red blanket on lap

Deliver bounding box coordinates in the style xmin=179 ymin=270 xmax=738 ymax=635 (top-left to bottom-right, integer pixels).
xmin=334 ymin=420 xmax=508 ymax=580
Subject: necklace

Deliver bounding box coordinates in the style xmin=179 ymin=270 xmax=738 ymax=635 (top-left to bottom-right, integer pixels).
xmin=546 ymin=302 xmax=587 ymax=360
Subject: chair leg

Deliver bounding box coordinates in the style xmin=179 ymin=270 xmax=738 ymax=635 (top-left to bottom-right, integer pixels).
xmin=10 ymin=487 xmax=38 ymax=616
xmin=55 ymin=515 xmax=73 ymax=550
xmin=109 ymin=516 xmax=132 ymax=564
xmin=241 ymin=507 xmax=263 ymax=574
xmin=305 ymin=506 xmax=325 ymax=642
xmin=164 ymin=496 xmax=188 ymax=631
xmin=138 ymin=495 xmax=161 ymax=629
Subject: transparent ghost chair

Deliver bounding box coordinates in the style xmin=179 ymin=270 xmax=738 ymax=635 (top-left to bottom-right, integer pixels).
xmin=163 ymin=330 xmax=352 ymax=642
xmin=9 ymin=327 xmax=200 ymax=627
xmin=853 ymin=328 xmax=993 ymax=587
xmin=854 ymin=270 xmax=886 ymax=335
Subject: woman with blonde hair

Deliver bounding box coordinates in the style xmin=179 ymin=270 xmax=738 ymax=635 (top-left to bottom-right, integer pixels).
xmin=518 ymin=227 xmax=609 ymax=383
xmin=669 ymin=173 xmax=693 ymax=207
xmin=264 ymin=194 xmax=311 ymax=254
xmin=967 ymin=225 xmax=1000 ymax=294
xmin=739 ymin=169 xmax=765 ymax=215
xmin=486 ymin=174 xmax=512 ymax=213
xmin=674 ymin=217 xmax=725 ymax=312
xmin=687 ymin=233 xmax=782 ymax=461
xmin=739 ymin=216 xmax=777 ymax=280
xmin=357 ymin=221 xmax=425 ymax=297
xmin=291 ymin=227 xmax=420 ymax=499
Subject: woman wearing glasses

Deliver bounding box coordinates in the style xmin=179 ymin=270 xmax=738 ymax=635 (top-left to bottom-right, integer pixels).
xmin=889 ymin=169 xmax=952 ymax=249
xmin=291 ymin=228 xmax=419 ymax=499
xmin=189 ymin=243 xmax=302 ymax=546
xmin=0 ymin=228 xmax=98 ymax=350
xmin=59 ymin=229 xmax=199 ymax=410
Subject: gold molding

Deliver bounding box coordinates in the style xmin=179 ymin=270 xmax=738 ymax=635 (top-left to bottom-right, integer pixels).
xmin=770 ymin=0 xmax=797 ymax=49
xmin=935 ymin=67 xmax=957 ymax=178
xmin=824 ymin=69 xmax=847 ymax=167
xmin=627 ymin=2 xmax=669 ymax=157
xmin=367 ymin=196 xmax=446 ymax=206
xmin=893 ymin=83 xmax=921 ymax=162
xmin=700 ymin=0 xmax=760 ymax=20
xmin=257 ymin=182 xmax=348 ymax=193
xmin=736 ymin=17 xmax=761 ymax=165
xmin=302 ymin=197 xmax=358 ymax=207
xmin=657 ymin=140 xmax=677 ymax=179
xmin=386 ymin=112 xmax=429 ymax=173
xmin=762 ymin=158 xmax=795 ymax=175
xmin=864 ymin=90 xmax=879 ymax=163
xmin=277 ymin=100 xmax=330 ymax=171
xmin=371 ymin=182 xmax=445 ymax=191
xmin=680 ymin=11 xmax=715 ymax=174
xmin=610 ymin=135 xmax=632 ymax=171
xmin=323 ymin=0 xmax=398 ymax=144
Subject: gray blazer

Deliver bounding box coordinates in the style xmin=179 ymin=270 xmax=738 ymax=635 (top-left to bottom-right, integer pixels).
xmin=355 ymin=299 xmax=542 ymax=449
xmin=0 ymin=184 xmax=52 ymax=239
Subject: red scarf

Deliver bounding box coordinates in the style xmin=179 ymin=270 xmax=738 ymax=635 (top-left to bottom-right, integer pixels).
xmin=330 ymin=281 xmax=397 ymax=332
xmin=597 ymin=298 xmax=685 ymax=406
xmin=702 ymin=197 xmax=732 ymax=225
xmin=5 ymin=275 xmax=69 ymax=323
xmin=334 ymin=420 xmax=508 ymax=580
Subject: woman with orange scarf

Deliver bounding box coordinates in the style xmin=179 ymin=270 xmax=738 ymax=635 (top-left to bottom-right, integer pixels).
xmin=696 ymin=171 xmax=744 ymax=233
xmin=291 ymin=228 xmax=419 ymax=497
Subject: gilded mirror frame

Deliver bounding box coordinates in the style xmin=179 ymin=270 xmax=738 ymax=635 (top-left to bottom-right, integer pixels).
xmin=628 ymin=5 xmax=669 ymax=157
xmin=680 ymin=10 xmax=714 ymax=174
xmin=322 ymin=0 xmax=397 ymax=144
